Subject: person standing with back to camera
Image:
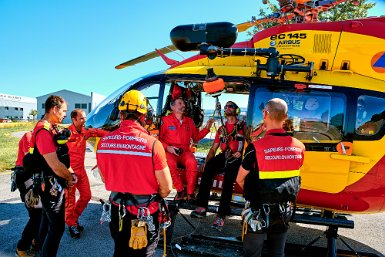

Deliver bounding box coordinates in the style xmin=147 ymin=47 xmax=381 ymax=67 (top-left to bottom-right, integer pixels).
xmin=12 ymin=131 xmax=42 ymax=257
xmin=97 ymin=90 xmax=173 ymax=257
xmin=236 ymin=98 xmax=305 ymax=257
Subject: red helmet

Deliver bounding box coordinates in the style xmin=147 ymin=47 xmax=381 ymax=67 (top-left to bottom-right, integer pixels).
xmin=171 ymin=84 xmax=183 ymax=100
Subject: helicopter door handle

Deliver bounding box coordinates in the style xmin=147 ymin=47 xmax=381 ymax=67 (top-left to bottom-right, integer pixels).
xmin=329 ymin=154 xmax=370 ymax=164
xmin=331 ymin=70 xmax=354 ymax=75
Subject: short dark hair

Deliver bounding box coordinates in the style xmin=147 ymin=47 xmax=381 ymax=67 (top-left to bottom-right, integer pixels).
xmin=71 ymin=109 xmax=84 ymax=119
xmin=227 ymin=101 xmax=238 ymax=109
xmin=120 ymin=110 xmax=142 ymax=121
xmin=45 ymin=95 xmax=65 ymax=114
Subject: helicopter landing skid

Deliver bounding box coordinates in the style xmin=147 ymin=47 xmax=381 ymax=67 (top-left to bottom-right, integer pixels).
xmin=299 ymin=209 xmax=361 ymax=257
xmin=166 ymin=235 xmax=380 ymax=257
xmin=163 ymin=203 xmax=380 ymax=257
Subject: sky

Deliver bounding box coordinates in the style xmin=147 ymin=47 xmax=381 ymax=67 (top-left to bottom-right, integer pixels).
xmin=1 ymin=0 xmax=385 ymax=99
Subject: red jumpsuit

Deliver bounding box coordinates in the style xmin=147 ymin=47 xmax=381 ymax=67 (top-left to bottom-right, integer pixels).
xmin=16 ymin=131 xmax=32 ymax=167
xmin=65 ymin=124 xmax=108 ymax=227
xmin=159 ymin=113 xmax=209 ymax=194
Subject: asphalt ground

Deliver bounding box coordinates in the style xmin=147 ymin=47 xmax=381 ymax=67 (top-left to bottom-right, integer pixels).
xmin=1 ymin=137 xmax=384 ymax=257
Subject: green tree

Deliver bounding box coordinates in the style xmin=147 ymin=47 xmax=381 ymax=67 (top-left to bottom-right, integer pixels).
xmin=319 ymin=0 xmax=375 ymax=21
xmin=29 ymin=109 xmax=38 ymax=121
xmin=247 ymin=0 xmax=375 ymax=35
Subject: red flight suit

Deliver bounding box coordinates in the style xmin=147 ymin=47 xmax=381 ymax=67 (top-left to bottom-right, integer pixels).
xmin=16 ymin=131 xmax=32 ymax=167
xmin=159 ymin=113 xmax=209 ymax=194
xmin=65 ymin=124 xmax=108 ymax=227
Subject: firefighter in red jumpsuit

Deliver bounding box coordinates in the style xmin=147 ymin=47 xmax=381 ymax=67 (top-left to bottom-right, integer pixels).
xmin=97 ymin=90 xmax=173 ymax=257
xmin=12 ymin=131 xmax=42 ymax=257
xmin=159 ymin=96 xmax=214 ymax=201
xmin=236 ymin=98 xmax=305 ymax=257
xmin=65 ymin=109 xmax=108 ymax=238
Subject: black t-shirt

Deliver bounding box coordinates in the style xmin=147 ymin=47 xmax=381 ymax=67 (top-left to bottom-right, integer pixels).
xmin=241 ymin=143 xmax=257 ymax=172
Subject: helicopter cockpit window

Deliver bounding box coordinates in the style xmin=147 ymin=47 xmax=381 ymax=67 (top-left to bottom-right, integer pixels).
xmin=139 ymin=83 xmax=160 ymax=116
xmin=355 ymin=95 xmax=385 ymax=136
xmin=252 ymin=88 xmax=345 ymax=143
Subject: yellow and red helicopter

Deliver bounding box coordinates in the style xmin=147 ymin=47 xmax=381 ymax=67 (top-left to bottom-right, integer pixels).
xmin=87 ymin=0 xmax=385 ymax=254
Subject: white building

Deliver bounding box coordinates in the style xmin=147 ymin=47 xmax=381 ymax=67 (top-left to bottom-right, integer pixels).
xmin=37 ymin=90 xmax=105 ymax=124
xmin=0 ymin=93 xmax=37 ymax=120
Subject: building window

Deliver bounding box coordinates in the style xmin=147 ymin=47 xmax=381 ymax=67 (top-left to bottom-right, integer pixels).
xmin=15 ymin=107 xmax=18 ymax=110
xmin=20 ymin=108 xmax=23 ymax=111
xmin=75 ymin=103 xmax=87 ymax=109
xmin=5 ymin=107 xmax=9 ymax=110
xmin=42 ymin=103 xmax=45 ymax=109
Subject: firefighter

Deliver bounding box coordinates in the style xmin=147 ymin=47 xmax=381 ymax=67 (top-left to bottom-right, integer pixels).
xmin=65 ymin=109 xmax=108 ymax=238
xmin=159 ymin=96 xmax=214 ymax=201
xmin=96 ymin=90 xmax=173 ymax=257
xmin=12 ymin=131 xmax=42 ymax=257
xmin=236 ymin=98 xmax=305 ymax=257
xmin=191 ymin=101 xmax=246 ymax=231
xmin=28 ymin=95 xmax=77 ymax=257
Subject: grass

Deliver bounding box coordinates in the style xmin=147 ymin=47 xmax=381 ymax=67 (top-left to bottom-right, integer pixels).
xmin=0 ymin=122 xmax=35 ymax=172
xmin=0 ymin=122 xmax=213 ymax=172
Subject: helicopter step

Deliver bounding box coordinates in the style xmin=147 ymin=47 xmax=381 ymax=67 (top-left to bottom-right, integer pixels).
xmin=164 ymin=201 xmax=380 ymax=257
xmin=165 ymin=235 xmax=381 ymax=257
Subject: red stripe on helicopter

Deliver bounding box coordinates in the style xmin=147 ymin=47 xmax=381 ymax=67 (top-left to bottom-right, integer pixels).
xmin=371 ymin=52 xmax=385 ymax=73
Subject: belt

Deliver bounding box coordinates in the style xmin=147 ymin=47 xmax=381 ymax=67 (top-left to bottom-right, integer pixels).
xmin=251 ymin=201 xmax=291 ymax=208
xmin=110 ymin=192 xmax=160 ymax=207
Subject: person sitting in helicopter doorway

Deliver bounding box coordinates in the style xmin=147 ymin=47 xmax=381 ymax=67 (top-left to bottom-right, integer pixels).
xmin=236 ymin=98 xmax=305 ymax=257
xmin=191 ymin=101 xmax=246 ymax=231
xmin=159 ymin=86 xmax=214 ymax=201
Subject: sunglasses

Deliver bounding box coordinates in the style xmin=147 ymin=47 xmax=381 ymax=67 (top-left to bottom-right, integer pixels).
xmin=224 ymin=104 xmax=236 ymax=109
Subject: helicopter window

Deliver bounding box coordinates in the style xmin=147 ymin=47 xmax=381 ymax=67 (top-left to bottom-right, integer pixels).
xmin=139 ymin=83 xmax=160 ymax=115
xmin=252 ymin=88 xmax=345 ymax=143
xmin=356 ymin=95 xmax=385 ymax=136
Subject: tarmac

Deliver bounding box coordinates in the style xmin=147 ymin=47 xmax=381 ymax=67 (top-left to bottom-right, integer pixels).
xmin=0 ymin=135 xmax=385 ymax=257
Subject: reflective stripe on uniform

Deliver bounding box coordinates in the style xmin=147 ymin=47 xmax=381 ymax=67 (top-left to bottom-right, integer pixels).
xmin=259 ymin=169 xmax=300 ymax=179
xmin=97 ymin=149 xmax=152 ymax=157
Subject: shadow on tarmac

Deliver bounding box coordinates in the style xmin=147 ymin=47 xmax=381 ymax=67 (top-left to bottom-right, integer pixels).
xmin=0 ymin=201 xmax=384 ymax=257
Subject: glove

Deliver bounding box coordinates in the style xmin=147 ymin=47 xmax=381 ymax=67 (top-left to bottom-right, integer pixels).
xmin=129 ymin=220 xmax=148 ymax=250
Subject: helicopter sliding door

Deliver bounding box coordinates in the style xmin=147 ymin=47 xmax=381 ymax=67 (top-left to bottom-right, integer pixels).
xmin=249 ymin=86 xmax=350 ymax=194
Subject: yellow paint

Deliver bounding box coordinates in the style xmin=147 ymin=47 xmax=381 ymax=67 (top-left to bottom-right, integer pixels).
xmin=165 ymin=26 xmax=385 ymax=196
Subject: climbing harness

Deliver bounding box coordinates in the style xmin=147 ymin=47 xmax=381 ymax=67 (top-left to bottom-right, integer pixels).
xmin=100 ymin=200 xmax=112 ymax=224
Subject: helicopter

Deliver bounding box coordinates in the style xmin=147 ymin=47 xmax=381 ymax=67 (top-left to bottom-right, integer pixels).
xmin=87 ymin=0 xmax=385 ymax=255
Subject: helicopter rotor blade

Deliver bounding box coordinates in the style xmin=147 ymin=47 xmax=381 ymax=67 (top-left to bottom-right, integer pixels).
xmin=115 ymin=44 xmax=178 ymax=69
xmin=237 ymin=21 xmax=256 ymax=32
